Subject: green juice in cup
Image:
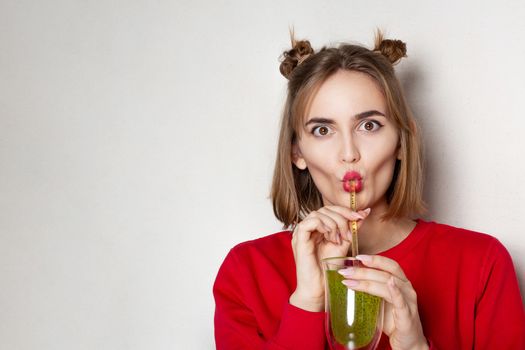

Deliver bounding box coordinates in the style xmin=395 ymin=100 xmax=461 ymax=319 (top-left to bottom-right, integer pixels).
xmin=325 ymin=270 xmax=382 ymax=348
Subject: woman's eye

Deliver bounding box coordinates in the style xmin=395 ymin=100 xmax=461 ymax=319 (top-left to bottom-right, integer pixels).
xmin=312 ymin=125 xmax=333 ymax=136
xmin=358 ymin=120 xmax=382 ymax=132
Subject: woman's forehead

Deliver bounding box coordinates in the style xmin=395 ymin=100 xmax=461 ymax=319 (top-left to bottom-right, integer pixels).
xmin=300 ymin=76 xmax=389 ymax=126
xmin=312 ymin=71 xmax=384 ymax=108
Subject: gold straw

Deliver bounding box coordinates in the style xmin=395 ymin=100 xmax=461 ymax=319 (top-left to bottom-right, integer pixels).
xmin=349 ymin=180 xmax=359 ymax=257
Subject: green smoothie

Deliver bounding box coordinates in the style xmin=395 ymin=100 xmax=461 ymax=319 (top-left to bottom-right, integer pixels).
xmin=325 ymin=270 xmax=382 ymax=348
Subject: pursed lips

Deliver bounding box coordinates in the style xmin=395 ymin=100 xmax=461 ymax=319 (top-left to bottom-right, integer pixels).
xmin=342 ymin=171 xmax=363 ymax=193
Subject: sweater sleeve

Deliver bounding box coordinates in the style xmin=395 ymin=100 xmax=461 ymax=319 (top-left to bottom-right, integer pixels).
xmin=213 ymin=249 xmax=326 ymax=350
xmin=474 ymin=239 xmax=525 ymax=349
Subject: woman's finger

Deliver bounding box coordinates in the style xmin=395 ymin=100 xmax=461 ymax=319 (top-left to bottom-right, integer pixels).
xmin=320 ymin=206 xmax=370 ymax=241
xmin=312 ymin=212 xmax=342 ymax=244
xmin=298 ymin=213 xmax=340 ymax=244
xmin=387 ymin=276 xmax=413 ymax=332
xmin=293 ymin=216 xmax=328 ymax=245
xmin=341 ymin=278 xmax=393 ymax=302
xmin=338 ymin=265 xmax=393 ymax=284
xmin=355 ymin=254 xmax=408 ymax=281
xmin=324 ymin=206 xmax=371 ymax=222
xmin=317 ymin=207 xmax=351 ymax=243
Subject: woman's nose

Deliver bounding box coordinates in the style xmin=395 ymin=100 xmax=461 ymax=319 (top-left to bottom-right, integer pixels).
xmin=340 ymin=134 xmax=360 ymax=163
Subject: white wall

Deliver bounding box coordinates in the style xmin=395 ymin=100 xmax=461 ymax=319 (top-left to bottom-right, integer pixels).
xmin=1 ymin=1 xmax=523 ymax=349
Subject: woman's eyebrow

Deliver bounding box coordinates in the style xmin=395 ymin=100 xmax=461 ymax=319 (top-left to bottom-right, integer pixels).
xmin=354 ymin=110 xmax=386 ymax=119
xmin=304 ymin=110 xmax=386 ymax=127
xmin=304 ymin=117 xmax=334 ymax=126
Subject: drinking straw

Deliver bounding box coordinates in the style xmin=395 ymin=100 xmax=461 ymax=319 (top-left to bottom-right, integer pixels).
xmin=349 ymin=180 xmax=359 ymax=257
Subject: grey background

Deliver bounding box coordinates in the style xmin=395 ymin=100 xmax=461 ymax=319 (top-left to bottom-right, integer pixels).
xmin=1 ymin=0 xmax=524 ymax=349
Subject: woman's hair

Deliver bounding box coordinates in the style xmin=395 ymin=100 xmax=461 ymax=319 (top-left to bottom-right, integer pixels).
xmin=271 ymin=30 xmax=426 ymax=228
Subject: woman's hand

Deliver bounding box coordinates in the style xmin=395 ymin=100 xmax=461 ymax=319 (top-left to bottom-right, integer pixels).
xmin=289 ymin=206 xmax=371 ymax=312
xmin=339 ymin=255 xmax=429 ymax=350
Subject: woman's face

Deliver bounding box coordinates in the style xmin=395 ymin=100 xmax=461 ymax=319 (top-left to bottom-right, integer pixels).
xmin=292 ymin=70 xmax=400 ymax=211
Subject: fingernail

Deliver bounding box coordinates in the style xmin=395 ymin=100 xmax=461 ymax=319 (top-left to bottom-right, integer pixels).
xmin=338 ymin=267 xmax=355 ymax=276
xmin=364 ymin=208 xmax=371 ymax=214
xmin=342 ymin=279 xmax=359 ymax=287
xmin=356 ymin=254 xmax=371 ymax=263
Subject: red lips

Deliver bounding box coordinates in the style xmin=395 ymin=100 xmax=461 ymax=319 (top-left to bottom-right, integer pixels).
xmin=342 ymin=171 xmax=363 ymax=193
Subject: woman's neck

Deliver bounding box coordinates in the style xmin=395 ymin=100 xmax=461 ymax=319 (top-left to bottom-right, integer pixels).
xmin=356 ymin=204 xmax=416 ymax=255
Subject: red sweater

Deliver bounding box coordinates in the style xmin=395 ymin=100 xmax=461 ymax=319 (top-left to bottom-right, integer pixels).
xmin=213 ymin=220 xmax=525 ymax=349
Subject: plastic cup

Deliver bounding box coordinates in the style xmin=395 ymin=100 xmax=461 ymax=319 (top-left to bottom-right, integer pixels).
xmin=322 ymin=257 xmax=384 ymax=350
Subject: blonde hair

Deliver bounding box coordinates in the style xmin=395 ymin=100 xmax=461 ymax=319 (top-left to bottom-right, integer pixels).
xmin=271 ymin=30 xmax=426 ymax=228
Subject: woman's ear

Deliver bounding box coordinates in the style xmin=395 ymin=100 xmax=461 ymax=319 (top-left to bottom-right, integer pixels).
xmin=396 ymin=136 xmax=403 ymax=160
xmin=292 ymin=144 xmax=307 ymax=170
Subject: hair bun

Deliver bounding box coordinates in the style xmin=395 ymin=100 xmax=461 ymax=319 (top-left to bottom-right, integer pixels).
xmin=373 ymin=30 xmax=407 ymax=65
xmin=279 ymin=35 xmax=314 ymax=79
xmin=294 ymin=40 xmax=314 ymax=58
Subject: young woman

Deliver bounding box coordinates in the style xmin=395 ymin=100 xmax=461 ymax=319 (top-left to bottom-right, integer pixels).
xmin=213 ymin=31 xmax=525 ymax=350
